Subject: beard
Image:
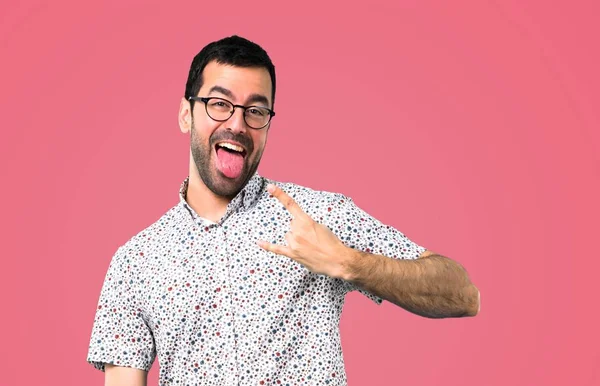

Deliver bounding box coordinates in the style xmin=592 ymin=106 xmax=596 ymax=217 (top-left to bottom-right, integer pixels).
xmin=190 ymin=121 xmax=264 ymax=199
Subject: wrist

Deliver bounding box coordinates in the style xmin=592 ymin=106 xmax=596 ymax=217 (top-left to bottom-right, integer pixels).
xmin=339 ymin=246 xmax=364 ymax=282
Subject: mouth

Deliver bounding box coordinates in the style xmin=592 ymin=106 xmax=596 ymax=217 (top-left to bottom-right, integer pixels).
xmin=213 ymin=140 xmax=248 ymax=179
xmin=214 ymin=141 xmax=248 ymax=158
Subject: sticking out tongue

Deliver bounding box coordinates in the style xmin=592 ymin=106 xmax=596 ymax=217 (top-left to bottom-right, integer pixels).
xmin=216 ymin=147 xmax=245 ymax=179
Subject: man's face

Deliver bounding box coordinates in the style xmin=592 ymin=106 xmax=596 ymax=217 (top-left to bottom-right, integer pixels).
xmin=180 ymin=61 xmax=273 ymax=198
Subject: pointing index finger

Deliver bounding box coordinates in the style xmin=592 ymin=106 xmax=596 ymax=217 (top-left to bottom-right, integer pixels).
xmin=267 ymin=184 xmax=307 ymax=220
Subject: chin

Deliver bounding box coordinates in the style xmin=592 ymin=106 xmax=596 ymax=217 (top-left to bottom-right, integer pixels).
xmin=207 ymin=168 xmax=248 ymax=198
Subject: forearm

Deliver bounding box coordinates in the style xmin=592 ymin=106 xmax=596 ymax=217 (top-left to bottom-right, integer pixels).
xmin=343 ymin=249 xmax=480 ymax=318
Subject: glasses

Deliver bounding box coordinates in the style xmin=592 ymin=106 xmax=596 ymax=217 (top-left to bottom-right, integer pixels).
xmin=188 ymin=96 xmax=275 ymax=130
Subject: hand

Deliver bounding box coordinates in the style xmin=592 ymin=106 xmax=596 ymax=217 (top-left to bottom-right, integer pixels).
xmin=257 ymin=184 xmax=354 ymax=279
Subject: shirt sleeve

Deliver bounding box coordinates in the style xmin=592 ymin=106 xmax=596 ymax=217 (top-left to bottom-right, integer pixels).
xmin=87 ymin=246 xmax=156 ymax=372
xmin=329 ymin=194 xmax=427 ymax=305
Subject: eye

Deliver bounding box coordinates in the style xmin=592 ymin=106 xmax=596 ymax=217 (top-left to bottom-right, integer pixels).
xmin=247 ymin=108 xmax=266 ymax=117
xmin=209 ymin=100 xmax=231 ymax=110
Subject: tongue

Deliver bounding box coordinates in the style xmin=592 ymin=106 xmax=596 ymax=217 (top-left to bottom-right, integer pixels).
xmin=216 ymin=148 xmax=245 ymax=179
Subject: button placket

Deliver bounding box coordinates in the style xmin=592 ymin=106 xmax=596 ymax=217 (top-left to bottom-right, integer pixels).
xmin=215 ymin=223 xmax=240 ymax=382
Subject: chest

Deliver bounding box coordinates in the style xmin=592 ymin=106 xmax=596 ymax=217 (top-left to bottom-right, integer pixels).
xmin=138 ymin=214 xmax=344 ymax=336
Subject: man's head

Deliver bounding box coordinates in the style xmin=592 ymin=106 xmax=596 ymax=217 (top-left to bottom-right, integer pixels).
xmin=179 ymin=35 xmax=276 ymax=198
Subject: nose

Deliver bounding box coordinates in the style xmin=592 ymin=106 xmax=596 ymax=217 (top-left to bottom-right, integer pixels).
xmin=226 ymin=107 xmax=248 ymax=134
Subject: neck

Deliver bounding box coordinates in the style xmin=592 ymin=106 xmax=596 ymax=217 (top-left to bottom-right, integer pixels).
xmin=185 ymin=156 xmax=231 ymax=223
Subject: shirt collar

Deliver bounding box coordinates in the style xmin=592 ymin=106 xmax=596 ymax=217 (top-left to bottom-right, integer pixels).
xmin=178 ymin=172 xmax=265 ymax=224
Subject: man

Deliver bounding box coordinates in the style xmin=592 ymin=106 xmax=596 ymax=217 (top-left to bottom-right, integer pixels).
xmin=87 ymin=35 xmax=479 ymax=386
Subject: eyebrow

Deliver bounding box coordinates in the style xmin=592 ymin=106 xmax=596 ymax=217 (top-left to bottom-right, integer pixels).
xmin=208 ymin=85 xmax=271 ymax=108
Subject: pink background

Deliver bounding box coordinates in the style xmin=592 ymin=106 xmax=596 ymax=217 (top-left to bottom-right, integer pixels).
xmin=1 ymin=1 xmax=598 ymax=385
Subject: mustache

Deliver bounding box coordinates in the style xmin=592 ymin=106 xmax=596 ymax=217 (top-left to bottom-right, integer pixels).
xmin=209 ymin=130 xmax=254 ymax=154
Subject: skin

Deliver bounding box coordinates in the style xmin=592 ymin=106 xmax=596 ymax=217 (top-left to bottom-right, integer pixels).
xmin=179 ymin=61 xmax=273 ymax=222
xmin=104 ymin=364 xmax=146 ymax=386
xmin=257 ymin=184 xmax=480 ymax=318
xmin=105 ymin=61 xmax=479 ymax=385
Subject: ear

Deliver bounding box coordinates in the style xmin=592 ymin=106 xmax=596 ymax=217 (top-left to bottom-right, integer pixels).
xmin=179 ymin=97 xmax=192 ymax=134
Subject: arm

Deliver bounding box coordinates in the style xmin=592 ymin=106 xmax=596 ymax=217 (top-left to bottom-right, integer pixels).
xmin=258 ymin=185 xmax=480 ymax=319
xmin=342 ymin=249 xmax=480 ymax=318
xmin=87 ymin=246 xmax=157 ymax=377
xmin=105 ymin=364 xmax=147 ymax=386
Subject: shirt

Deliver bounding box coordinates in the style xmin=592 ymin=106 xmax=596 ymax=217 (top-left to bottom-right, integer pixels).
xmin=87 ymin=172 xmax=426 ymax=385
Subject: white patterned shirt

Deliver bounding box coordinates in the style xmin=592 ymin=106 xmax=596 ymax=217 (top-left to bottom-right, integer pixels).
xmin=87 ymin=172 xmax=426 ymax=385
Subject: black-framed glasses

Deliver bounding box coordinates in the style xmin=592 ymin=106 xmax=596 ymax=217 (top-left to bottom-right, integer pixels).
xmin=188 ymin=96 xmax=275 ymax=130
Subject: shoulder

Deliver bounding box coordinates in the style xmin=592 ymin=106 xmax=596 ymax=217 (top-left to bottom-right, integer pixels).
xmin=111 ymin=203 xmax=187 ymax=266
xmin=260 ymin=177 xmax=352 ymax=216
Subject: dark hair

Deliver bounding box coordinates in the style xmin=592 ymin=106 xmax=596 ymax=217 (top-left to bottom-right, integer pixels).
xmin=184 ymin=35 xmax=276 ymax=109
